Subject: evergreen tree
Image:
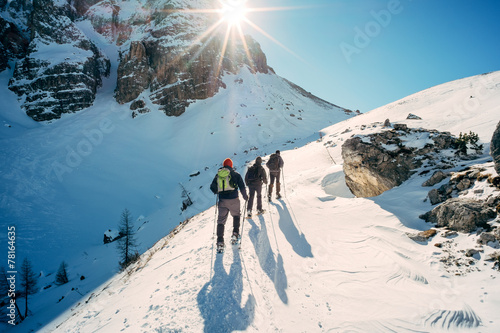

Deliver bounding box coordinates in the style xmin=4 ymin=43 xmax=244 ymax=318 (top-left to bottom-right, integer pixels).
xmin=20 ymin=258 xmax=38 ymax=318
xmin=55 ymin=261 xmax=69 ymax=285
xmin=117 ymin=209 xmax=139 ymax=269
xmin=455 ymin=131 xmax=484 ymax=156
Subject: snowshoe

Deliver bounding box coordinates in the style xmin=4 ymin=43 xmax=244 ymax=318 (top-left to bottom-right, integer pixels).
xmin=216 ymin=242 xmax=225 ymax=253
xmin=231 ymin=233 xmax=241 ymax=245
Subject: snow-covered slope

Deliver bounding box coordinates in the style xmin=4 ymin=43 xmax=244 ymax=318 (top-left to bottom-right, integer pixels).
xmin=8 ymin=71 xmax=497 ymax=332
xmin=0 ymin=38 xmax=353 ymax=328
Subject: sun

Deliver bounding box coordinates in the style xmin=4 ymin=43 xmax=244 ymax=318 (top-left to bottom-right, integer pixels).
xmin=219 ymin=0 xmax=248 ymax=27
xmin=164 ymin=1 xmax=305 ymax=79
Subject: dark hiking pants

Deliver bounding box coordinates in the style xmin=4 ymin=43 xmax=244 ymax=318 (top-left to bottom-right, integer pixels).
xmin=269 ymin=171 xmax=281 ymax=197
xmin=247 ymin=183 xmax=263 ymax=212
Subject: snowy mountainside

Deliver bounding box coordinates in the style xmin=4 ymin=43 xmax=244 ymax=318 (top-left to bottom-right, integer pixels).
xmin=21 ymin=71 xmax=500 ymax=332
xmin=0 ymin=56 xmax=353 ymax=329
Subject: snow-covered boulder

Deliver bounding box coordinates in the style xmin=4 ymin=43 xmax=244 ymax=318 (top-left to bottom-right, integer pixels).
xmin=341 ymin=126 xmax=456 ymax=197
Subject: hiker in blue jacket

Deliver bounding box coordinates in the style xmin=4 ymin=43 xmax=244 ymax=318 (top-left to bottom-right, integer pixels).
xmin=210 ymin=158 xmax=248 ymax=252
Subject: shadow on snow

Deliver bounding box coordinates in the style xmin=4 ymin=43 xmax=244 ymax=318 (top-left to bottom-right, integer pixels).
xmin=197 ymin=246 xmax=255 ymax=333
xmin=248 ymin=215 xmax=288 ymax=304
xmin=271 ymin=200 xmax=313 ymax=258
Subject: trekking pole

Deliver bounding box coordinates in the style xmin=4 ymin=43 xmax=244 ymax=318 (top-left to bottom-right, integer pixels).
xmin=281 ymin=167 xmax=287 ymax=199
xmin=209 ymin=196 xmax=218 ymax=281
xmin=239 ymin=199 xmax=248 ymax=250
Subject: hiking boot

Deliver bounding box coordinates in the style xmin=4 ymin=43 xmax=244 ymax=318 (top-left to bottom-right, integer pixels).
xmin=216 ymin=242 xmax=225 ymax=253
xmin=276 ymin=194 xmax=282 ymax=200
xmin=257 ymin=209 xmax=266 ymax=215
xmin=231 ymin=233 xmax=241 ymax=245
xmin=247 ymin=211 xmax=252 ymax=219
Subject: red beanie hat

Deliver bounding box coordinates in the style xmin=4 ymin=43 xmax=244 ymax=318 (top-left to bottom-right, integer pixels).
xmin=223 ymin=158 xmax=233 ymax=168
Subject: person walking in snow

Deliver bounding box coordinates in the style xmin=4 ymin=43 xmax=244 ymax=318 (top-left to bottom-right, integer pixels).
xmin=210 ymin=158 xmax=248 ymax=252
xmin=266 ymin=150 xmax=284 ymax=201
xmin=245 ymin=156 xmax=267 ymax=218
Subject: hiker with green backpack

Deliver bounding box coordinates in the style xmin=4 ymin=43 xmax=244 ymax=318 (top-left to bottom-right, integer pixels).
xmin=210 ymin=158 xmax=248 ymax=252
xmin=244 ymin=156 xmax=268 ymax=219
xmin=266 ymin=150 xmax=284 ymax=201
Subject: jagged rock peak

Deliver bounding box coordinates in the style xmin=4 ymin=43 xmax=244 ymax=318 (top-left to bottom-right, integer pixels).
xmin=7 ymin=0 xmax=110 ymax=121
xmin=113 ymin=0 xmax=272 ymax=117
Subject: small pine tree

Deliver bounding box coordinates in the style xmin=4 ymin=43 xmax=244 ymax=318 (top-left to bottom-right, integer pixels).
xmin=55 ymin=261 xmax=69 ymax=285
xmin=20 ymin=258 xmax=38 ymax=318
xmin=117 ymin=209 xmax=139 ymax=269
xmin=455 ymin=131 xmax=484 ymax=156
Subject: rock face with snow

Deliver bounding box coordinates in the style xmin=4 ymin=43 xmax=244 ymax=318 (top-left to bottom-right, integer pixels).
xmin=2 ymin=0 xmax=316 ymax=120
xmin=7 ymin=0 xmax=110 ymax=121
xmin=341 ymin=126 xmax=456 ymax=197
xmin=0 ymin=17 xmax=29 ymax=71
xmin=0 ymin=0 xmax=31 ymax=71
xmin=491 ymin=121 xmax=500 ymax=175
xmin=420 ymin=198 xmax=496 ymax=232
xmin=113 ymin=4 xmax=271 ymax=116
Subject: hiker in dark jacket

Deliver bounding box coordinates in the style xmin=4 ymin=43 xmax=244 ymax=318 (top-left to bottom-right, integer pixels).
xmin=210 ymin=158 xmax=248 ymax=251
xmin=244 ymin=156 xmax=267 ymax=218
xmin=266 ymin=150 xmax=284 ymax=200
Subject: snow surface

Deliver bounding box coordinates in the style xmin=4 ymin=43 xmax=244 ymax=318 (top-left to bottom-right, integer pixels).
xmin=1 ymin=69 xmax=499 ymax=332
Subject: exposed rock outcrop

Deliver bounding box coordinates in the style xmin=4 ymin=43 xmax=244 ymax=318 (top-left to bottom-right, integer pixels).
xmin=115 ymin=30 xmax=270 ymax=116
xmin=341 ymin=126 xmax=456 ymax=197
xmin=7 ymin=0 xmax=110 ymax=121
xmin=0 ymin=17 xmax=29 ymax=71
xmin=491 ymin=121 xmax=500 ymax=175
xmin=407 ymin=229 xmax=438 ymax=243
xmin=0 ymin=0 xmax=31 ymax=71
xmin=422 ymin=170 xmax=449 ymax=187
xmin=419 ymin=198 xmax=496 ymax=232
xmin=422 ymin=165 xmax=500 ymax=206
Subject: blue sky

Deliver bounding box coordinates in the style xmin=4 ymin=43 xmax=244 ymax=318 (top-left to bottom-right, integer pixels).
xmin=241 ymin=0 xmax=500 ymax=112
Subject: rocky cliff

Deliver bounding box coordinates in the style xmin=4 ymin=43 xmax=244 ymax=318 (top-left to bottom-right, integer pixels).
xmin=5 ymin=0 xmax=110 ymax=121
xmin=1 ymin=0 xmax=282 ymax=121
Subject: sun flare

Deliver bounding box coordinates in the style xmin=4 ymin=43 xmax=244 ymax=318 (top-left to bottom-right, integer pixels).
xmin=219 ymin=0 xmax=248 ymax=27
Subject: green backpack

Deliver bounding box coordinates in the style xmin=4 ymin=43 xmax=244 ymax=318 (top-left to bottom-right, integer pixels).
xmin=217 ymin=168 xmax=237 ymax=192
